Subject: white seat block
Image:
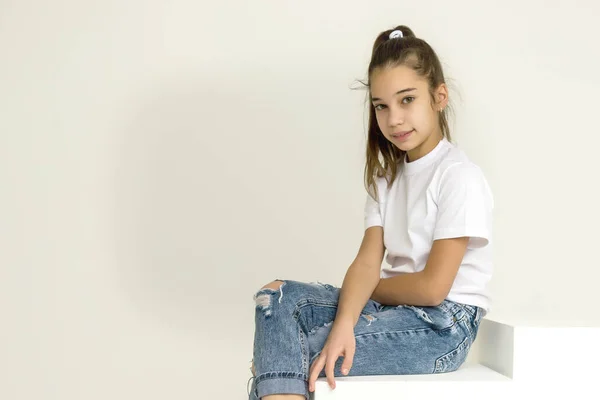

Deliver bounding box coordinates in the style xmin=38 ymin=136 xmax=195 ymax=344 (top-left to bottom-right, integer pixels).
xmin=314 ymin=316 xmax=600 ymax=399
xmin=314 ymin=363 xmax=511 ymax=399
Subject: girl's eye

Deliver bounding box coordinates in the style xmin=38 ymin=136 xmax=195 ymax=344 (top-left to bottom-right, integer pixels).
xmin=374 ymin=97 xmax=415 ymax=110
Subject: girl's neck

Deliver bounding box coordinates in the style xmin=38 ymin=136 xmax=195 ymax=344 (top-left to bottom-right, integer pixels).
xmin=406 ymin=131 xmax=443 ymax=162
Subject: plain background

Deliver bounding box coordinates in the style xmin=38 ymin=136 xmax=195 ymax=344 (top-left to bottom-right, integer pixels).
xmin=2 ymin=0 xmax=599 ymax=399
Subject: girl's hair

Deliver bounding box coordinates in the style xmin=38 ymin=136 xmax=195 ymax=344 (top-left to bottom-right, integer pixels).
xmin=362 ymin=25 xmax=453 ymax=202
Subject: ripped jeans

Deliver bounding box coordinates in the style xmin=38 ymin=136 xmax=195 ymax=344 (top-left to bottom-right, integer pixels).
xmin=248 ymin=280 xmax=483 ymax=400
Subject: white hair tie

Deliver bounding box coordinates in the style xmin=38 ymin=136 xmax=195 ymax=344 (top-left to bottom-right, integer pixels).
xmin=389 ymin=30 xmax=403 ymax=39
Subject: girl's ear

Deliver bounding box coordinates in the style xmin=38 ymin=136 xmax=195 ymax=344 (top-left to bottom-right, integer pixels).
xmin=434 ymin=83 xmax=449 ymax=110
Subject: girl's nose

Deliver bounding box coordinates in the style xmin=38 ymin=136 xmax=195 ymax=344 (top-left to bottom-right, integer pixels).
xmin=388 ymin=107 xmax=404 ymax=127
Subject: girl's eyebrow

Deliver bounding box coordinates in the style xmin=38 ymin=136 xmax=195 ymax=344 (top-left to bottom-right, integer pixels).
xmin=371 ymin=88 xmax=417 ymax=102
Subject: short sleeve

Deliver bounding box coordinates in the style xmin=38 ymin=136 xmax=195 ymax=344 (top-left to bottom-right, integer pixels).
xmin=364 ymin=191 xmax=383 ymax=230
xmin=433 ymin=163 xmax=494 ymax=248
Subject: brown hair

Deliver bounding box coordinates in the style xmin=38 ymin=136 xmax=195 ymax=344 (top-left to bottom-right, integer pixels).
xmin=361 ymin=25 xmax=453 ymax=202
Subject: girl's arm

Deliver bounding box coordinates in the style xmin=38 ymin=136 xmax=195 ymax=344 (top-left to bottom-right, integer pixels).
xmin=335 ymin=226 xmax=385 ymax=326
xmin=370 ymin=236 xmax=469 ymax=307
xmin=373 ymin=162 xmax=492 ymax=307
xmin=308 ymin=226 xmax=385 ymax=389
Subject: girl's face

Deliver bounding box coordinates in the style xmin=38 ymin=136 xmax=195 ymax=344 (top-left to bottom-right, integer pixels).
xmin=370 ymin=65 xmax=448 ymax=162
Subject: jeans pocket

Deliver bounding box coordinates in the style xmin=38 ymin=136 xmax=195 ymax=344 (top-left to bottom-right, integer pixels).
xmin=433 ymin=335 xmax=471 ymax=373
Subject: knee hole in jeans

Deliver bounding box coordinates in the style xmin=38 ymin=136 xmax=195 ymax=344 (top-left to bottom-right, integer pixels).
xmin=260 ymin=280 xmax=284 ymax=291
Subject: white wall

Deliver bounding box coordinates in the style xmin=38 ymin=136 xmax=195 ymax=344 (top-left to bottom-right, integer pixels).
xmin=2 ymin=1 xmax=599 ymax=399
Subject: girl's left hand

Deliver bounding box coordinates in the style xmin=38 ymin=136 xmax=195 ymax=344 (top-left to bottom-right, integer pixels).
xmin=308 ymin=319 xmax=355 ymax=392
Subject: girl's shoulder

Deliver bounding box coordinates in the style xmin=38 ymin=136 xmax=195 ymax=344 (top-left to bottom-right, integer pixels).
xmin=431 ymin=143 xmax=493 ymax=202
xmin=435 ymin=142 xmax=487 ymax=181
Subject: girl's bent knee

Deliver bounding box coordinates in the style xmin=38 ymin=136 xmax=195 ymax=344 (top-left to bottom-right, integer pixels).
xmin=260 ymin=280 xmax=284 ymax=291
xmin=254 ymin=280 xmax=287 ymax=317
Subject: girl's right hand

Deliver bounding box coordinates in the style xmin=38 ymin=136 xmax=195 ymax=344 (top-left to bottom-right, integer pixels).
xmin=307 ymin=318 xmax=356 ymax=392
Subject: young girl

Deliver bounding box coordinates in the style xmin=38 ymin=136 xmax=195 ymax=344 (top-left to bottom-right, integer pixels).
xmin=248 ymin=24 xmax=494 ymax=400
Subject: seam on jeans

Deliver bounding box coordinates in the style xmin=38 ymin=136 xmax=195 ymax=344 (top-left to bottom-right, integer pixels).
xmin=353 ymin=320 xmax=459 ymax=339
xmin=254 ymin=371 xmax=307 ymax=385
xmin=458 ymin=314 xmax=474 ymax=339
xmin=299 ymin=326 xmax=308 ymax=376
xmin=434 ymin=334 xmax=471 ymax=373
xmin=296 ymin=298 xmax=339 ymax=308
xmin=474 ymin=307 xmax=482 ymax=325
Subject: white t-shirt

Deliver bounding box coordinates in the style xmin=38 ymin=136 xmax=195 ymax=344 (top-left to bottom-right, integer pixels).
xmin=364 ymin=137 xmax=494 ymax=314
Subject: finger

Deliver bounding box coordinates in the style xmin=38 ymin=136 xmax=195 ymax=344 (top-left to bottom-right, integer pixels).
xmin=325 ymin=352 xmax=338 ymax=389
xmin=308 ymin=354 xmax=326 ymax=392
xmin=341 ymin=346 xmax=355 ymax=375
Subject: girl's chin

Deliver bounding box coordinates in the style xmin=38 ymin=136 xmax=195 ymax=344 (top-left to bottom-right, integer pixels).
xmin=391 ymin=141 xmax=415 ymax=152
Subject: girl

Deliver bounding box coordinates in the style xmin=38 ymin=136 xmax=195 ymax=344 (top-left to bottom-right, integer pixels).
xmin=248 ymin=24 xmax=494 ymax=400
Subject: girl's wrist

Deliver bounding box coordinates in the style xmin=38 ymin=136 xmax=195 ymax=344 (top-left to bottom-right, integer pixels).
xmin=334 ymin=311 xmax=358 ymax=327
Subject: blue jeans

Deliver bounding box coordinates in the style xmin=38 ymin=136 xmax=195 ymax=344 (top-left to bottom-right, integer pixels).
xmin=248 ymin=279 xmax=483 ymax=399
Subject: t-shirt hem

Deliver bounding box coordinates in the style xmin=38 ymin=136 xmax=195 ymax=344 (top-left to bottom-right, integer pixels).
xmin=446 ymin=292 xmax=490 ymax=315
xmin=365 ymin=219 xmax=383 ymax=230
xmin=433 ymin=227 xmax=490 ymax=243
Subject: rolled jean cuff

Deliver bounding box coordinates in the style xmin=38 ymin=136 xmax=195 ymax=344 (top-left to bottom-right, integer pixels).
xmin=257 ymin=376 xmax=308 ymax=399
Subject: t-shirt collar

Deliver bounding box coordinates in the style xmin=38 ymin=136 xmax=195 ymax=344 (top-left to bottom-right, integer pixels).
xmin=402 ymin=137 xmax=449 ymax=175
